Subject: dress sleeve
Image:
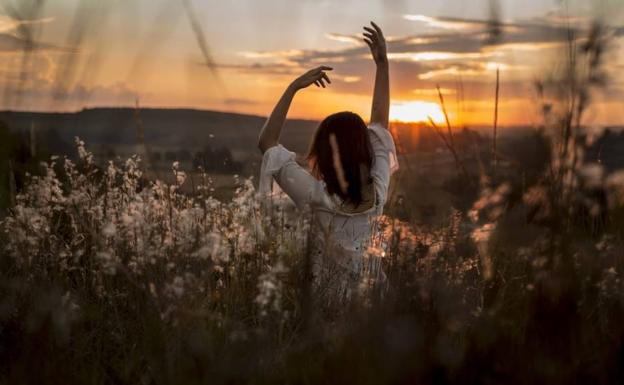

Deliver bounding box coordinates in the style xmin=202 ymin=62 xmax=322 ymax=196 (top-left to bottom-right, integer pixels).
xmin=259 ymin=144 xmax=319 ymax=210
xmin=368 ymin=123 xmax=399 ymax=207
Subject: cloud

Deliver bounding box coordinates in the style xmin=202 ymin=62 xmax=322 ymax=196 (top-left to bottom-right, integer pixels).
xmin=0 ymin=49 xmax=137 ymax=110
xmin=0 ymin=14 xmax=68 ymax=53
xmin=238 ymin=49 xmax=305 ymax=60
xmin=325 ymin=33 xmax=362 ymax=45
xmin=402 ymin=14 xmax=512 ymax=32
xmin=221 ymin=13 xmax=623 ymax=103
xmin=1 ymin=78 xmax=140 ymax=110
xmin=223 ymin=97 xmax=258 ymax=106
xmin=388 ymin=51 xmax=501 ymax=62
xmin=0 ymin=33 xmax=70 ymax=52
xmin=215 ymin=61 xmax=300 ymax=76
xmin=0 ymin=14 xmax=53 ymax=34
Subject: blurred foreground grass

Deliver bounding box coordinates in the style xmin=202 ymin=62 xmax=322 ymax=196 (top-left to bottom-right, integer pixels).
xmin=1 ymin=121 xmax=624 ymax=384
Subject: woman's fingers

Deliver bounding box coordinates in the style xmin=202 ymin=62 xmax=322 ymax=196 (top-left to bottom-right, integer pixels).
xmin=299 ymin=66 xmax=332 ymax=89
xmin=363 ymin=35 xmax=377 ymax=48
xmin=311 ymin=74 xmax=325 ymax=88
xmin=363 ymin=26 xmax=377 ymax=36
xmin=364 ymin=22 xmax=386 ymax=63
xmin=363 ymin=27 xmax=379 ymax=41
xmin=363 ymin=32 xmax=378 ymax=43
xmin=315 ymin=65 xmax=333 ymax=73
xmin=314 ymin=70 xmax=330 ymax=88
xmin=370 ymin=21 xmax=383 ymax=37
xmin=363 ymin=32 xmax=377 ymax=42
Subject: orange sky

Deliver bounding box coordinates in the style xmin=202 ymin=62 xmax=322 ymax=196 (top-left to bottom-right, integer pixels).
xmin=0 ymin=0 xmax=623 ymax=127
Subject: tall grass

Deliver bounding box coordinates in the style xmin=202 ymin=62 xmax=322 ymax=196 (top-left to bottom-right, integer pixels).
xmin=2 ymin=116 xmax=624 ymax=384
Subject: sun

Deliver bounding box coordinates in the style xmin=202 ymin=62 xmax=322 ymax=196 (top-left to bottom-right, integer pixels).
xmin=390 ymin=101 xmax=446 ymax=124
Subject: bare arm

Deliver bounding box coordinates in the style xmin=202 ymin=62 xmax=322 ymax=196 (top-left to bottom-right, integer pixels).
xmin=258 ymin=66 xmax=333 ymax=154
xmin=363 ymin=22 xmax=389 ymax=129
xmin=257 ymin=85 xmax=297 ymax=153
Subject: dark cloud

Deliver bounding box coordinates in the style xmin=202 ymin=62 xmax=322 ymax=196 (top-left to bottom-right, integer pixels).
xmin=0 ymin=50 xmax=138 ymax=110
xmin=221 ymin=13 xmax=623 ymax=99
xmin=223 ymin=97 xmax=259 ymax=106
xmin=215 ymin=61 xmax=301 ymax=76
xmin=0 ymin=33 xmax=71 ymax=52
xmin=1 ymin=79 xmax=139 ymax=110
xmin=0 ymin=13 xmax=70 ymax=53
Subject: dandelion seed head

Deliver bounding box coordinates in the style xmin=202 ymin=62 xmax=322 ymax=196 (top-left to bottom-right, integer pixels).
xmin=102 ymin=222 xmax=116 ymax=237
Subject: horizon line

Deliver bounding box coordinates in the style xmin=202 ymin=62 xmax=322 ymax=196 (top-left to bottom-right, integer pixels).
xmin=1 ymin=106 xmax=621 ymax=129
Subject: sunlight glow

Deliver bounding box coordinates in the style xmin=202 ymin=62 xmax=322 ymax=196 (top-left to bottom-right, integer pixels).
xmin=390 ymin=101 xmax=446 ymax=124
xmin=388 ymin=51 xmax=495 ymax=62
xmin=402 ymin=14 xmax=484 ymax=30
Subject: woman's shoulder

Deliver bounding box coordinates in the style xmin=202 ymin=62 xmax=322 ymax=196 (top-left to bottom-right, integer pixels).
xmin=367 ymin=123 xmax=394 ymax=148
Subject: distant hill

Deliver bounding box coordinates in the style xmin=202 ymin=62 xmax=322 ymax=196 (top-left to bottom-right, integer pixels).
xmin=0 ymin=108 xmax=319 ymax=158
xmin=0 ymin=108 xmax=526 ymax=157
xmin=3 ymin=107 xmax=622 ymax=172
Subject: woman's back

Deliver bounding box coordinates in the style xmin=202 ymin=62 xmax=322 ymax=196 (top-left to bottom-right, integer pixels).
xmin=256 ymin=21 xmax=394 ymax=302
xmin=259 ymin=123 xmax=398 ymax=298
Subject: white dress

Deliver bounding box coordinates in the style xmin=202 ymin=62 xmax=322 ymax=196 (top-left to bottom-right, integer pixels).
xmin=259 ymin=123 xmax=399 ymax=299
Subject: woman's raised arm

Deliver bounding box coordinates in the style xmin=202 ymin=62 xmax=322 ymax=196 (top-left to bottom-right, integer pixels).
xmin=363 ymin=22 xmax=389 ymax=129
xmin=257 ymin=66 xmax=333 ymax=154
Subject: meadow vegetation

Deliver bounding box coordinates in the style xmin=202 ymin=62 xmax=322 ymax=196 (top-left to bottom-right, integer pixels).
xmin=2 ymin=15 xmax=624 ymax=385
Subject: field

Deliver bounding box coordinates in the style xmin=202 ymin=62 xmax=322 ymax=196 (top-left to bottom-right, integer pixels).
xmin=3 ymin=4 xmax=624 ymax=385
xmin=3 ymin=109 xmax=624 ymax=384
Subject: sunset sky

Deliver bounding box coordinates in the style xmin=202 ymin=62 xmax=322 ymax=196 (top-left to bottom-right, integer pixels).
xmin=1 ymin=0 xmax=623 ymax=126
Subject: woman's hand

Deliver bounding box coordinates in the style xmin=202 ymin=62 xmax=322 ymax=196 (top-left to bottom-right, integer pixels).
xmin=366 ymin=21 xmax=389 ymax=128
xmin=363 ymin=21 xmax=387 ymax=65
xmin=290 ymin=66 xmax=333 ymax=90
xmin=258 ymin=66 xmax=332 ymax=153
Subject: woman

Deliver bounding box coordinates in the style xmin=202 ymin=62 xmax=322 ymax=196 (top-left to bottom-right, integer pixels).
xmin=258 ymin=22 xmax=398 ymax=301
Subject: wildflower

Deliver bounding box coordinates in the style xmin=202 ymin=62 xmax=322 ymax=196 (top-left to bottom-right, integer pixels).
xmin=579 ymin=163 xmax=604 ymax=188
xmin=149 ymin=283 xmax=158 ymax=298
xmin=471 ymin=223 xmax=496 ymax=280
xmin=169 ymin=276 xmax=185 ymax=298
xmin=606 ymin=171 xmax=624 ymax=208
xmin=471 ymin=223 xmax=495 ymax=243
xmin=75 ymin=137 xmax=94 ymax=165
xmin=255 ymin=262 xmax=287 ymax=317
xmin=102 ymin=222 xmax=116 ymax=237
xmin=96 ymin=251 xmax=117 ymax=275
xmin=366 ymin=246 xmax=386 ymax=258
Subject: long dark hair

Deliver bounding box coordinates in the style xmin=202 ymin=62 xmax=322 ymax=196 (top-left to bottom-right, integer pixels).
xmin=307 ymin=111 xmax=373 ymax=206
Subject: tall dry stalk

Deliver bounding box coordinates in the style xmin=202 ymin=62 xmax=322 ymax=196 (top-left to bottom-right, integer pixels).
xmin=437 ymin=85 xmax=456 ymax=151
xmin=455 ymin=75 xmax=465 ymax=128
xmin=7 ymin=159 xmax=16 ymax=207
xmin=429 ymin=85 xmax=472 ymax=183
xmin=534 ymin=18 xmax=610 ymax=223
xmin=181 ymin=0 xmax=224 ymax=92
xmin=133 ymin=99 xmax=150 ymax=168
xmin=492 ymin=67 xmax=500 ymax=171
